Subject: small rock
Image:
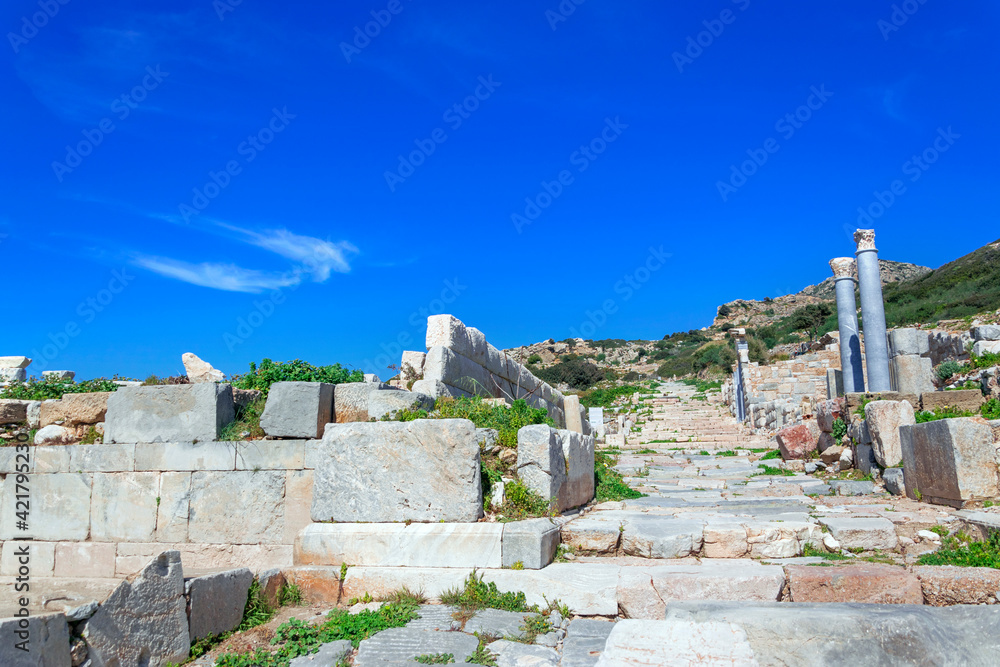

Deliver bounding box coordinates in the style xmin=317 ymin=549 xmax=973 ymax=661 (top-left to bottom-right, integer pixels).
xmin=535 ymin=631 xmax=559 ymax=648
xmin=65 ymin=601 xmax=99 ymax=622
xmin=34 ymin=424 xmax=74 ymax=445
xmin=349 ymin=601 xmax=381 ymax=615
xmin=499 ymin=448 xmax=518 ymax=465
xmin=899 ymin=536 xmax=915 ymax=546
xmin=917 ymin=530 xmax=942 ymax=542
xmin=823 ymin=535 xmax=841 ymax=551
xmin=42 ymin=370 xmax=75 ymax=380
xmin=491 ymin=481 xmax=506 ymax=508
xmin=70 ymin=637 xmax=88 ymax=667
xmin=839 ymin=448 xmax=854 ymax=468
xmin=805 ymin=462 xmax=819 ymax=474
xmin=563 ymin=553 xmax=576 ymax=561
xmin=549 ymin=612 xmax=562 ymax=628
xmin=182 ymin=352 xmax=225 ymax=383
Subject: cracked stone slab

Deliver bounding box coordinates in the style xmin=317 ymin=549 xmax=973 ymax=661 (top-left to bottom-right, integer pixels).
xmin=463 ymin=608 xmax=540 ymax=639
xmin=354 ymin=627 xmax=478 ymax=666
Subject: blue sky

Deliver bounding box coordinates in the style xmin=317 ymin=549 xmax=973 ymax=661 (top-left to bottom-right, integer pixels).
xmin=2 ymin=0 xmax=998 ymax=380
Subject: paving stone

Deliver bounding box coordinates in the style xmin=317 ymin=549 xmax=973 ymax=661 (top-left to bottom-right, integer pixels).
xmin=405 ymin=605 xmax=459 ymax=631
xmin=786 ymin=564 xmax=922 ymax=604
xmin=829 ymin=480 xmax=877 ymax=496
xmin=561 ymin=516 xmax=623 ymax=554
xmin=354 ymin=627 xmax=478 ymax=666
xmin=186 ymin=568 xmax=254 ymax=641
xmin=487 ymin=639 xmax=558 ymax=667
xmin=912 ymin=565 xmax=1000 ymax=606
xmin=312 ymin=419 xmax=482 ymax=523
xmin=817 ymin=516 xmax=898 ymax=551
xmin=595 ymin=619 xmax=757 ymax=666
xmin=501 ymin=518 xmax=560 ymax=569
xmin=289 ymin=640 xmax=353 ymax=667
xmin=563 ymin=619 xmax=615 ymax=667
xmin=82 ymin=550 xmax=189 ymax=667
xmin=620 ymin=517 xmax=703 ymax=559
xmin=665 ymin=601 xmax=1000 ymax=666
xmin=463 ymin=608 xmax=539 ymax=639
xmin=260 ymin=381 xmax=334 ymax=438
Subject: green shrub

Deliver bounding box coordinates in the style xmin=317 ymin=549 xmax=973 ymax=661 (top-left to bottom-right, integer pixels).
xmin=440 ymin=570 xmax=531 ymax=612
xmin=230 ymin=359 xmax=362 ymax=398
xmin=914 ymin=406 xmax=975 ymax=423
xmin=526 ymin=354 xmax=542 ymax=365
xmin=594 ymin=450 xmax=644 ymax=501
xmin=435 ymin=397 xmax=551 ymax=449
xmin=969 ymin=350 xmax=1000 ymax=370
xmin=983 ymin=398 xmax=1000 ymax=420
xmin=533 ymin=359 xmax=606 ymax=390
xmin=917 ymin=531 xmax=1000 ymax=569
xmin=0 ymin=377 xmax=120 ymax=401
xmin=936 ymin=360 xmax=963 ymax=382
xmin=831 ymin=418 xmax=847 ymax=444
xmin=579 ymin=384 xmax=643 ymax=409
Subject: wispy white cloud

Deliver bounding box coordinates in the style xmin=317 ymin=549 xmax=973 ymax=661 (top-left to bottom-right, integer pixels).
xmin=133 ymin=256 xmax=301 ymax=293
xmin=217 ymin=224 xmax=359 ymax=282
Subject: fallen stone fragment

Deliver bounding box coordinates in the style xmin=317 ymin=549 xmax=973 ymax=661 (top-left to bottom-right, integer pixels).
xmin=34 ymin=423 xmax=74 ymax=445
xmin=39 ymin=391 xmax=111 ymax=427
xmin=489 ymin=639 xmax=559 ymax=666
xmin=829 ymin=480 xmax=876 ymax=496
xmin=186 ymin=567 xmax=254 ymax=641
xmin=901 ymin=417 xmax=999 ymax=507
xmin=883 ymin=467 xmax=905 ymax=496
xmin=367 ymin=388 xmax=434 ymax=421
xmin=0 ymin=612 xmax=70 ymax=666
xmin=776 ymin=424 xmax=816 ymax=460
xmin=182 ymin=352 xmax=225 ymax=383
xmin=865 ymin=400 xmax=914 ymax=468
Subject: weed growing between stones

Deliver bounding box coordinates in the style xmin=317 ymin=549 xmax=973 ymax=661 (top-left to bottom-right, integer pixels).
xmin=982 ymin=398 xmax=1000 ymax=420
xmin=440 ymin=570 xmax=531 ymax=612
xmin=466 ymin=635 xmax=499 ymax=666
xmin=914 ymin=406 xmax=976 ymax=423
xmin=379 ymin=585 xmax=428 ymax=605
xmin=759 ymin=449 xmax=782 ymax=460
xmin=715 ymin=450 xmax=738 ymax=456
xmin=277 ymin=583 xmax=303 ymax=607
xmin=579 ymin=383 xmax=644 ymax=408
xmin=754 ymin=464 xmax=796 ymax=477
xmin=514 ymin=615 xmax=554 ymax=644
xmin=0 ymin=376 xmax=121 ymax=400
xmin=220 ymin=396 xmax=267 ymax=441
xmin=239 ymin=579 xmax=276 ymax=631
xmin=802 ymin=543 xmax=849 ymax=560
xmin=634 ymin=448 xmax=657 ymax=454
xmin=216 ymin=602 xmax=420 ymax=667
xmin=79 ymin=425 xmax=101 ymax=444
xmin=831 ymin=418 xmax=847 ymax=445
xmin=918 ymin=531 xmax=1000 ymax=569
xmin=594 ymin=450 xmax=644 ymax=502
xmin=415 ymin=654 xmax=455 ymax=664
xmin=230 ymin=358 xmax=362 ymax=398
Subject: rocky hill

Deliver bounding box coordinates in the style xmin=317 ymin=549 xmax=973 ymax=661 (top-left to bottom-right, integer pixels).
xmin=712 ymin=259 xmax=931 ymax=329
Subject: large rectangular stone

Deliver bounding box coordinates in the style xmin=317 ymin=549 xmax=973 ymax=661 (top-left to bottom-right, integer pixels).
xmin=900 ymin=418 xmax=999 ymax=507
xmin=888 ymin=328 xmax=930 ymax=357
xmin=283 ymin=470 xmax=314 ymax=544
xmin=54 ymin=542 xmax=116 ymax=578
xmin=891 ymin=355 xmax=935 ymax=395
xmin=39 ymin=391 xmax=112 ymax=427
xmin=105 ymin=383 xmax=235 ymax=443
xmin=294 ymin=523 xmax=503 ymax=568
xmin=311 ymin=419 xmax=482 ymax=523
xmin=157 ymin=472 xmax=191 ymax=542
xmin=1 ymin=540 xmax=55 ymax=577
xmin=332 ymin=381 xmax=385 ymax=423
xmin=786 ymin=564 xmax=922 ymax=604
xmin=500 ymin=518 xmax=560 ymax=570
xmin=186 ymin=568 xmax=254 ymax=642
xmin=920 ymin=389 xmax=985 ymax=413
xmin=135 ymin=441 xmax=236 ymax=471
xmin=188 ymin=471 xmax=286 ymax=544
xmin=517 ymin=425 xmax=595 ymax=512
xmin=423 ymin=346 xmax=493 ymax=396
xmin=0 ymin=399 xmax=28 ymax=424
xmin=260 ymin=381 xmax=333 ymax=438
xmin=33 ymin=446 xmax=69 ymax=473
xmin=817 ymin=517 xmax=898 ymax=550
xmin=91 ymin=472 xmax=159 ymax=542
xmin=235 ymin=440 xmax=305 ymax=470
xmin=0 ymin=613 xmax=70 ymax=667
xmin=596 ymin=619 xmax=757 ymax=665
xmin=0 ymin=472 xmax=91 ymax=541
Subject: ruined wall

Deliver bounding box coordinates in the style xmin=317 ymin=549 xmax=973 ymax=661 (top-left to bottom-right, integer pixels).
xmin=0 ymin=441 xmax=316 ymax=578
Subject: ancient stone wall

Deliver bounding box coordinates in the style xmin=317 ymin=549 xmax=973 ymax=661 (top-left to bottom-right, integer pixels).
xmin=0 ymin=441 xmax=316 ymax=578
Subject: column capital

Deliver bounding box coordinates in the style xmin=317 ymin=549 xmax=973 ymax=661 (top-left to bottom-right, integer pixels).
xmin=854 ymin=228 xmax=877 ymax=252
xmin=829 ymin=257 xmax=856 ymax=280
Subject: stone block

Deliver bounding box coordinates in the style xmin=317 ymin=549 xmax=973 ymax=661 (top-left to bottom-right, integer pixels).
xmin=294 ymin=522 xmax=502 ymax=568
xmin=775 ymin=424 xmax=816 ymax=460
xmin=901 ymin=418 xmax=999 ymax=507
xmin=817 ymin=517 xmax=897 ymax=550
xmin=892 ymin=355 xmax=936 ymax=395
xmin=283 ymin=470 xmax=314 ymax=544
xmin=0 ymin=367 xmax=26 ymax=383
xmin=830 ymin=480 xmax=877 ymax=497
xmin=332 ymin=381 xmax=385 ymax=423
xmin=258 ymin=568 xmax=286 ymax=609
xmin=400 ymin=350 xmax=426 ymax=387
xmin=1 ymin=540 xmax=55 ymax=577
xmin=367 ymin=388 xmax=434 ymax=420
xmin=54 ymin=542 xmax=117 ymax=578
xmin=564 ymin=394 xmax=584 ymax=434
xmin=186 ymin=568 xmax=254 ymax=641
xmin=889 ymin=328 xmax=930 ymax=357
xmin=135 ymin=441 xmax=236 ymax=471
xmin=39 ymin=391 xmax=111 ymax=427
xmin=156 ymin=472 xmax=191 ymax=542
xmin=69 ymin=443 xmax=136 ymax=472
xmin=920 ymin=389 xmax=985 ymax=413
xmin=91 ymin=472 xmax=159 ymax=542
xmin=972 ymin=325 xmax=1000 ymax=342
xmin=105 ymin=383 xmax=235 ymax=443
xmin=865 ymin=399 xmax=914 ymax=468
xmin=0 ymin=613 xmax=70 ymax=667
xmin=34 ymin=424 xmax=74 ymax=445
xmin=786 ymin=564 xmax=922 ymax=604
xmin=560 ymin=516 xmax=623 ymax=554
xmin=423 ymin=345 xmax=492 ymax=396
xmin=82 ymin=550 xmax=189 ymax=667
xmin=311 ymin=419 xmax=482 ymax=522
xmin=33 ymin=446 xmax=69 ymax=473
xmin=0 ymin=356 xmax=31 ymax=368
xmin=973 ymin=340 xmax=1000 ymax=357
xmin=426 ymin=313 xmax=468 ymax=353
xmin=516 ymin=425 xmax=594 ymax=512
xmin=188 ymin=470 xmax=285 ymax=544
xmin=816 ymin=398 xmax=844 ymax=432
xmin=235 ymin=440 xmax=305 ymax=470
xmin=501 ymin=518 xmax=560 ymax=569
xmin=0 ymin=399 xmax=27 ymax=424
xmin=260 ymin=381 xmax=333 ymax=438
xmin=912 ymin=565 xmax=1000 ymax=605
xmin=883 ymin=467 xmax=905 ymax=496
xmin=0 ymin=472 xmax=91 ymax=541
xmin=621 ymin=517 xmax=704 ymax=559
xmin=596 ymin=619 xmax=757 ymax=665
xmin=483 ymin=640 xmax=557 ymax=666
xmin=854 ymin=443 xmax=878 ymax=475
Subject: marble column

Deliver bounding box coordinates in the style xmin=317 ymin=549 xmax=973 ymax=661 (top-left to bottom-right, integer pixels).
xmin=854 ymin=229 xmax=891 ymax=392
xmin=830 ymin=257 xmax=865 ymax=393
